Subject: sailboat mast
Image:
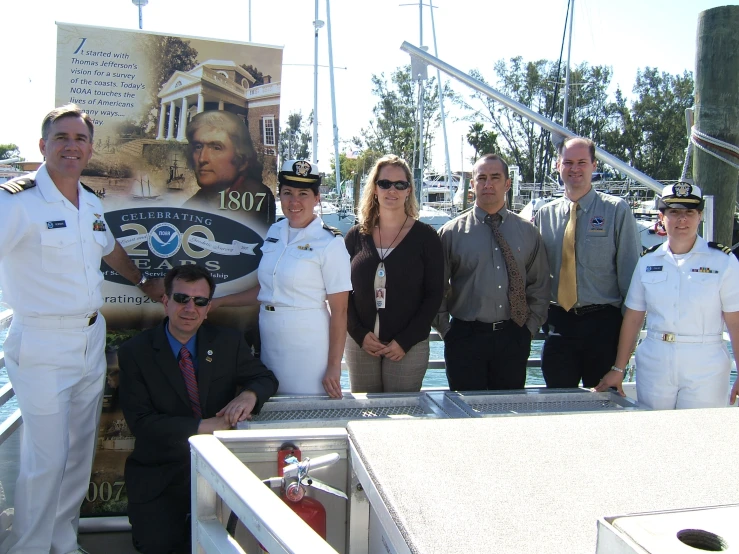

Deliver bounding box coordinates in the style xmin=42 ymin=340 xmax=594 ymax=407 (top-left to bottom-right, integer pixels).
xmin=429 ymin=0 xmax=453 ymax=193
xmin=417 ymin=0 xmax=425 ymax=178
xmin=312 ymin=0 xmax=322 ymax=164
xmin=562 ymin=0 xmax=574 ymax=129
xmin=326 ymin=0 xmax=342 ymax=195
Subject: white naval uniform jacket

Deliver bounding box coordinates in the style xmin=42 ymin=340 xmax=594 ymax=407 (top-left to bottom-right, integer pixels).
xmin=625 ymin=236 xmax=739 ymax=336
xmin=257 ymin=216 xmax=352 ymax=308
xmin=0 ymin=164 xmax=116 ymax=317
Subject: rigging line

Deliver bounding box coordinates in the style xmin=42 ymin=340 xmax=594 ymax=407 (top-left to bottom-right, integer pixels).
xmin=691 ymin=138 xmax=739 ymax=171
xmin=680 ymin=141 xmax=693 ymax=182
xmin=692 ymin=127 xmax=739 ymax=157
xmin=538 ymin=0 xmax=571 ymax=188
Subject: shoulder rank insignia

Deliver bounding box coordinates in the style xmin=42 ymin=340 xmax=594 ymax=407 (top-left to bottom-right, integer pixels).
xmin=0 ymin=177 xmax=36 ymax=194
xmin=80 ymin=182 xmax=97 ymax=195
xmin=708 ymin=242 xmax=732 ymax=255
xmin=641 ymin=244 xmax=661 ymax=257
xmin=322 ymin=222 xmax=342 ymax=237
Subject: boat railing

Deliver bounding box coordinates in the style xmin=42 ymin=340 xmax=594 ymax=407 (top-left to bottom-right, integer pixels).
xmin=0 ymin=309 xmax=20 ymax=448
xmin=189 ymin=434 xmax=338 ymax=554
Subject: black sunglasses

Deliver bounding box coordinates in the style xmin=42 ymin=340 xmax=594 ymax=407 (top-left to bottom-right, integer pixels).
xmin=376 ymin=179 xmax=410 ymax=191
xmin=172 ymin=292 xmax=210 ymax=307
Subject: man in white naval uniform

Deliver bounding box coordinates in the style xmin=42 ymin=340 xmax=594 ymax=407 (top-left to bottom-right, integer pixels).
xmin=0 ymin=104 xmax=163 ymax=554
xmin=596 ymin=183 xmax=739 ymax=409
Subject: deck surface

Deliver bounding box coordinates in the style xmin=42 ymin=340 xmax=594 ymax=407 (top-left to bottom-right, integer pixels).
xmin=348 ymin=408 xmax=739 ymax=554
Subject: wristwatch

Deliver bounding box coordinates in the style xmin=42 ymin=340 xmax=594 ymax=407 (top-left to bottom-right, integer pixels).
xmin=135 ymin=273 xmax=149 ymax=288
xmin=610 ymin=365 xmax=625 ymax=373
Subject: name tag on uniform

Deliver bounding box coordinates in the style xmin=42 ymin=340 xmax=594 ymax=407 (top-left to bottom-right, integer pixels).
xmin=265 ymin=237 xmax=279 ymax=243
xmin=646 ymin=266 xmax=663 ymax=272
xmin=47 ymin=220 xmax=66 ymax=229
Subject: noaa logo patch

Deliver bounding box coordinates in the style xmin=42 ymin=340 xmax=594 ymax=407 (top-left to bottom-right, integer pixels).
xmin=590 ymin=216 xmax=605 ymax=231
xmin=148 ymin=222 xmax=182 ymax=258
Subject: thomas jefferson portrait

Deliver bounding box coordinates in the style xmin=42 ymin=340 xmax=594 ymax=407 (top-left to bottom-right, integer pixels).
xmin=183 ymin=110 xmax=275 ymax=225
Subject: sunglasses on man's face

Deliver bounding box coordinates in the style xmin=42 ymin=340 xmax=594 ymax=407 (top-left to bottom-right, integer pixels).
xmin=171 ymin=292 xmax=211 ymax=307
xmin=376 ymin=179 xmax=410 ymax=191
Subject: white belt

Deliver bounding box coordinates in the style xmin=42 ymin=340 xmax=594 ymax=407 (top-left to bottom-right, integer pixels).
xmin=16 ymin=312 xmax=99 ymax=329
xmin=647 ymin=330 xmax=723 ymax=344
xmin=261 ymin=304 xmax=322 ymax=312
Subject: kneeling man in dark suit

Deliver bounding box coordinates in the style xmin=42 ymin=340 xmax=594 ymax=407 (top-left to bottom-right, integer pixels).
xmin=118 ymin=264 xmax=278 ymax=553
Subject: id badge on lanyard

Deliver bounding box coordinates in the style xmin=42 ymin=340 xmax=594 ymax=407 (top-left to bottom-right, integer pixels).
xmin=375 ymin=262 xmax=386 ymax=309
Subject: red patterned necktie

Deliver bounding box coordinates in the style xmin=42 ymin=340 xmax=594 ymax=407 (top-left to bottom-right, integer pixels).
xmin=179 ymin=346 xmax=201 ymax=418
xmin=485 ymin=213 xmax=529 ymax=327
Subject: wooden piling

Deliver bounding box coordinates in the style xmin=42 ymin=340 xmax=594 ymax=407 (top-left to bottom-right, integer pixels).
xmin=693 ymin=5 xmax=739 ymax=246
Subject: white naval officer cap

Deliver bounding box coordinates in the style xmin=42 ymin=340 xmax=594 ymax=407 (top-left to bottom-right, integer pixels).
xmin=278 ymin=160 xmax=322 ymax=190
xmin=657 ymin=181 xmax=705 ymax=211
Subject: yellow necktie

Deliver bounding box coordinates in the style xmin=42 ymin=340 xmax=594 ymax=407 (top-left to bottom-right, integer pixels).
xmin=558 ymin=202 xmax=578 ymax=311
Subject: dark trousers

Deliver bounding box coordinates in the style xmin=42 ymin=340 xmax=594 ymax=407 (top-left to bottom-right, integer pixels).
xmin=128 ymin=476 xmax=191 ymax=554
xmin=444 ymin=318 xmax=532 ymax=391
xmin=541 ymin=304 xmax=622 ymax=389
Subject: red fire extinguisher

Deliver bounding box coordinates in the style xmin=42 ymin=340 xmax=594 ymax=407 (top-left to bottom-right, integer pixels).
xmin=256 ymin=445 xmax=347 ymax=552
xmin=276 ymin=446 xmax=327 ymax=538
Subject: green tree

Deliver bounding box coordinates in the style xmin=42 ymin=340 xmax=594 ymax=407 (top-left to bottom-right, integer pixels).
xmin=358 ymin=65 xmax=442 ymax=169
xmin=278 ymin=111 xmax=311 ymax=164
xmin=601 ymin=87 xmax=640 ymax=167
xmin=457 ymin=58 xmax=618 ymax=182
xmin=466 ymin=123 xmax=498 ymax=163
xmin=329 ymin=147 xmax=383 ymax=187
xmin=628 ymin=68 xmax=694 ymax=180
xmin=138 ymin=36 xmax=199 ymax=137
xmin=0 ymin=143 xmax=22 ymax=161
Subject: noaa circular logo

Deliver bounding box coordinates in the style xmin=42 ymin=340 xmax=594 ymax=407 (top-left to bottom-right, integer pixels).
xmin=148 ymin=222 xmax=182 ymax=258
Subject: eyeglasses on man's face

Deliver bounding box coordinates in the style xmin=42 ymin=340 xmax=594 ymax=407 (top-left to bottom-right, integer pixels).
xmin=171 ymin=292 xmax=211 ymax=307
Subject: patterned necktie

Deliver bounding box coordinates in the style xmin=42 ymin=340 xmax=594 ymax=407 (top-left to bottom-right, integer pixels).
xmin=179 ymin=346 xmax=201 ymax=418
xmin=558 ymin=202 xmax=578 ymax=311
xmin=485 ymin=213 xmax=528 ymax=327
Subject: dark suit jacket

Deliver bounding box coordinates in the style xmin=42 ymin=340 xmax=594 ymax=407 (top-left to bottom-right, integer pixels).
xmin=118 ymin=319 xmax=278 ymax=504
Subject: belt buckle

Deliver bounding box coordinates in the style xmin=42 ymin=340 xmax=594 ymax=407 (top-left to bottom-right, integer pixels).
xmin=661 ymin=333 xmax=676 ymax=342
xmin=265 ymin=305 xmax=275 ymax=312
xmin=491 ymin=321 xmax=504 ymax=331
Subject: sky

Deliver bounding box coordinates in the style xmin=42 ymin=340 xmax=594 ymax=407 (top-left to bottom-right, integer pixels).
xmin=1 ymin=0 xmax=733 ymax=175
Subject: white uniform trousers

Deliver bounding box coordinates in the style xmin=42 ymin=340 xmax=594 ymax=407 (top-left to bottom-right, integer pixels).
xmin=1 ymin=314 xmax=106 ymax=554
xmin=635 ymin=335 xmax=731 ymax=410
xmin=259 ymin=305 xmax=329 ymax=396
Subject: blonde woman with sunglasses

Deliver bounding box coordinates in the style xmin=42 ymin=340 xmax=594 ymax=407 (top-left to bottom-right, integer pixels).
xmin=344 ymin=155 xmax=444 ymax=392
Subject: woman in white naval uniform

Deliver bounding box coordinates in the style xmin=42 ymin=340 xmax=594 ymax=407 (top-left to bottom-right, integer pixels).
xmin=213 ymin=160 xmax=351 ymax=397
xmin=596 ymin=183 xmax=739 ymax=409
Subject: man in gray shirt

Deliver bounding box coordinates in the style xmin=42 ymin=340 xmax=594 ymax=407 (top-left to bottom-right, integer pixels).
xmin=436 ymin=154 xmax=550 ymax=390
xmin=535 ymin=137 xmax=640 ymax=388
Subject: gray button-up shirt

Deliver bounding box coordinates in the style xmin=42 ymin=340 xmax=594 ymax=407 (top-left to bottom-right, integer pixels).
xmin=534 ymin=187 xmax=640 ymax=308
xmin=435 ymin=206 xmax=551 ymax=337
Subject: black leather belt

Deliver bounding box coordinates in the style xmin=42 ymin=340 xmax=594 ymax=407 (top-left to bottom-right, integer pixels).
xmin=88 ymin=312 xmax=98 ymax=326
xmin=453 ymin=318 xmax=510 ymax=331
xmin=551 ymin=304 xmax=610 ymax=316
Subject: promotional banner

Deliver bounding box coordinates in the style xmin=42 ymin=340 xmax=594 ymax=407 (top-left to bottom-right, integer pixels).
xmin=55 ymin=22 xmax=283 ymax=517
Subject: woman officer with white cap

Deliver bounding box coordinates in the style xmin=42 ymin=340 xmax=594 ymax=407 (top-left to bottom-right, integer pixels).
xmin=595 ymin=182 xmax=739 ymax=409
xmin=212 ymin=160 xmax=351 ymax=397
